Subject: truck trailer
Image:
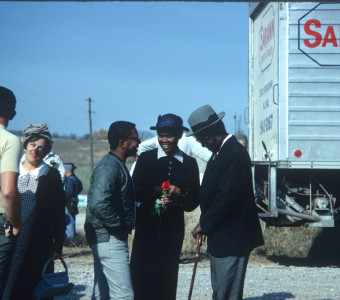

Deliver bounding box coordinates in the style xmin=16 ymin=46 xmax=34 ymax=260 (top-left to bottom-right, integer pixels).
xmin=248 ymin=2 xmax=340 ymax=227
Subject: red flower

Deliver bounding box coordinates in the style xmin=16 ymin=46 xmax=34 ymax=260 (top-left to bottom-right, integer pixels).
xmin=161 ymin=181 xmax=171 ymax=191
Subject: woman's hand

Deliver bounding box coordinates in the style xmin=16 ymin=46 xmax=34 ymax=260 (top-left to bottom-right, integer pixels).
xmin=161 ymin=185 xmax=181 ymax=206
xmin=169 ymin=185 xmax=181 ymax=197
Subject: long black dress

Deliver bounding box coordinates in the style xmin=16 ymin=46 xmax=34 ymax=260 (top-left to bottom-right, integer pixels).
xmin=131 ymin=148 xmax=200 ymax=300
xmin=9 ymin=166 xmax=65 ymax=300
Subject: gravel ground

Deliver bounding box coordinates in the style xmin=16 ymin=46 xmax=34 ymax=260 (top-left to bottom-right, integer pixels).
xmin=55 ymin=253 xmax=340 ymax=300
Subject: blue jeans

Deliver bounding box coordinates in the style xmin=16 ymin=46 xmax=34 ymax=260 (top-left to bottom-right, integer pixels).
xmin=91 ymin=236 xmax=134 ymax=300
xmin=65 ymin=208 xmax=76 ymax=239
xmin=209 ymin=254 xmax=249 ymax=300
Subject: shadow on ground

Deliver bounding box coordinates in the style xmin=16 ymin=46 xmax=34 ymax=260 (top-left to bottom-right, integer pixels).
xmin=245 ymin=292 xmax=295 ymax=299
xmin=268 ymin=215 xmax=340 ymax=267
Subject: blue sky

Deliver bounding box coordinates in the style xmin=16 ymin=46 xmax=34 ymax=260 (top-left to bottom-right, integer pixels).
xmin=0 ymin=2 xmax=249 ymax=137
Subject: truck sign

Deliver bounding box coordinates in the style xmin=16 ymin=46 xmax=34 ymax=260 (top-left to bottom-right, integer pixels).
xmin=259 ymin=6 xmax=275 ymax=71
xmin=298 ymin=3 xmax=340 ymax=66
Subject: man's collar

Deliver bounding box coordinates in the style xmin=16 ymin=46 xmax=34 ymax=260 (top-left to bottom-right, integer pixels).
xmin=215 ymin=134 xmax=233 ymax=156
xmin=157 ymin=145 xmax=183 ymax=163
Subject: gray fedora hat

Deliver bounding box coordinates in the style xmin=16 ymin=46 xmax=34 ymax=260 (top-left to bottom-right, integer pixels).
xmin=186 ymin=105 xmax=225 ymax=136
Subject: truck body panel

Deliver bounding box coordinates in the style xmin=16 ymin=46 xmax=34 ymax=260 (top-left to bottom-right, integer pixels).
xmin=249 ymin=2 xmax=340 ymax=227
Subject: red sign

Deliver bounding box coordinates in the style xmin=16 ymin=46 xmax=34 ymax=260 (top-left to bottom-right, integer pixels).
xmin=259 ymin=6 xmax=275 ymax=71
xmin=298 ymin=3 xmax=340 ymax=66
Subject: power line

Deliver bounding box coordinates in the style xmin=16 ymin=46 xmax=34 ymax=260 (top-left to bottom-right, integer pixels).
xmin=0 ymin=61 xmax=83 ymax=100
xmin=0 ymin=76 xmax=84 ymax=112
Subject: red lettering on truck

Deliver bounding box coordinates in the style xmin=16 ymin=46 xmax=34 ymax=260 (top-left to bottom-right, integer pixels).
xmin=304 ymin=19 xmax=339 ymax=48
xmin=260 ymin=18 xmax=275 ymax=51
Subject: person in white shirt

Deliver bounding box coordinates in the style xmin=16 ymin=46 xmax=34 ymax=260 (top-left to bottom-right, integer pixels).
xmin=138 ymin=134 xmax=212 ymax=162
xmin=43 ymin=152 xmax=65 ymax=183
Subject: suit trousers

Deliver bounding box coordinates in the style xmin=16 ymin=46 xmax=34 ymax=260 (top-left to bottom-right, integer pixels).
xmin=209 ymin=254 xmax=249 ymax=300
xmin=90 ymin=236 xmax=134 ymax=300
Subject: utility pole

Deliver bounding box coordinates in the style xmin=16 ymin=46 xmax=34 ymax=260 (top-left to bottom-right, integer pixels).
xmin=233 ymin=113 xmax=237 ymax=136
xmin=88 ymin=97 xmax=94 ymax=173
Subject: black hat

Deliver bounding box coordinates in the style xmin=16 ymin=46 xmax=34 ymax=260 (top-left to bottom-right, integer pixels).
xmin=186 ymin=105 xmax=225 ymax=136
xmin=0 ymin=86 xmax=16 ymax=120
xmin=150 ymin=114 xmax=189 ymax=131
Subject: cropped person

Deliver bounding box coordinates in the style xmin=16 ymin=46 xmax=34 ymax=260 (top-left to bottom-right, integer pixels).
xmin=3 ymin=123 xmax=65 ymax=300
xmin=85 ymin=121 xmax=140 ymax=300
xmin=43 ymin=151 xmax=66 ymax=183
xmin=0 ymin=87 xmax=21 ymax=297
xmin=130 ymin=114 xmax=200 ymax=300
xmin=188 ymin=105 xmax=264 ymax=300
xmin=64 ymin=163 xmax=83 ymax=239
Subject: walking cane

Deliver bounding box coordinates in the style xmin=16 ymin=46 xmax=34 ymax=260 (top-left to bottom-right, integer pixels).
xmin=188 ymin=235 xmax=202 ymax=300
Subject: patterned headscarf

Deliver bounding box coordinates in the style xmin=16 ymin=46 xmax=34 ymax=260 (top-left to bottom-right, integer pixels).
xmin=23 ymin=123 xmax=52 ymax=149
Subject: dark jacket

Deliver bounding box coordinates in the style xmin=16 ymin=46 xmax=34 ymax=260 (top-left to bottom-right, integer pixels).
xmin=85 ymin=152 xmax=135 ymax=245
xmin=12 ymin=166 xmax=65 ymax=300
xmin=200 ymin=136 xmax=264 ymax=257
xmin=64 ymin=174 xmax=83 ymax=199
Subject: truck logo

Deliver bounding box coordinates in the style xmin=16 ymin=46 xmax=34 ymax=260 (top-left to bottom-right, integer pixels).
xmin=298 ymin=3 xmax=340 ymax=66
xmin=259 ymin=6 xmax=275 ymax=72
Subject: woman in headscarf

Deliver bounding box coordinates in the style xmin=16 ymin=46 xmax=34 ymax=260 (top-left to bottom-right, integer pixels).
xmin=4 ymin=123 xmax=65 ymax=300
xmin=130 ymin=114 xmax=200 ymax=300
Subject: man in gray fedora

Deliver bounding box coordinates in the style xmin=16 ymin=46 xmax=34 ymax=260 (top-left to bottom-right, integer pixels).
xmin=188 ymin=104 xmax=263 ymax=300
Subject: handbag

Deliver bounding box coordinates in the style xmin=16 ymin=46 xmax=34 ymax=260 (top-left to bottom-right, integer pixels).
xmin=33 ymin=257 xmax=74 ymax=299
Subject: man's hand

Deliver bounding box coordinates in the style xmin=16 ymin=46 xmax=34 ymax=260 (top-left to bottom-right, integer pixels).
xmin=192 ymin=224 xmax=206 ymax=246
xmin=12 ymin=225 xmax=21 ymax=236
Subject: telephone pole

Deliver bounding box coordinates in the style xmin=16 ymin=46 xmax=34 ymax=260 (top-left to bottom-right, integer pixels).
xmin=88 ymin=97 xmax=94 ymax=173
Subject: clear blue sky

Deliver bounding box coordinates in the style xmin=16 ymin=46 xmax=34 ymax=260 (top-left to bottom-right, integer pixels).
xmin=0 ymin=1 xmax=249 ymax=137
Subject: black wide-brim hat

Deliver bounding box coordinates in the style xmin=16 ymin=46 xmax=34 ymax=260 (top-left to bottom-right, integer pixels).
xmin=150 ymin=114 xmax=189 ymax=131
xmin=186 ymin=105 xmax=225 ymax=136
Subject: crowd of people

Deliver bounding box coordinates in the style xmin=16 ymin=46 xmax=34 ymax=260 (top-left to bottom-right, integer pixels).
xmin=0 ymin=85 xmax=264 ymax=300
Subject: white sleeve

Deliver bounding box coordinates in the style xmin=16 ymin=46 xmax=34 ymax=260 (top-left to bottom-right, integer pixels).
xmin=184 ymin=136 xmax=212 ymax=163
xmin=137 ymin=136 xmax=158 ymax=155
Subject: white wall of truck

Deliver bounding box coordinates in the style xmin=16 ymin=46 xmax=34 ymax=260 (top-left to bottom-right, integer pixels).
xmin=248 ymin=2 xmax=340 ymax=227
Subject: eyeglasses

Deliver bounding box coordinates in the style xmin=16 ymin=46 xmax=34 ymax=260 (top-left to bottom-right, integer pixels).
xmin=126 ymin=137 xmax=141 ymax=144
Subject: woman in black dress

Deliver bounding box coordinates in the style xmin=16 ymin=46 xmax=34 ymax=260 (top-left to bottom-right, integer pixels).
xmin=4 ymin=123 xmax=65 ymax=300
xmin=130 ymin=114 xmax=200 ymax=300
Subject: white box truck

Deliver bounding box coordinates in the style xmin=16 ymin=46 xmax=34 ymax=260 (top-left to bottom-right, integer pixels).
xmin=248 ymin=2 xmax=340 ymax=227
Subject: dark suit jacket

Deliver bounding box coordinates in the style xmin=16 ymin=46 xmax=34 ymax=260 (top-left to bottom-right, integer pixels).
xmin=200 ymin=136 xmax=264 ymax=257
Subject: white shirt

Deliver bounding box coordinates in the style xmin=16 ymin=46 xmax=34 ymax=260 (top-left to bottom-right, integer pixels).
xmin=138 ymin=134 xmax=212 ymax=162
